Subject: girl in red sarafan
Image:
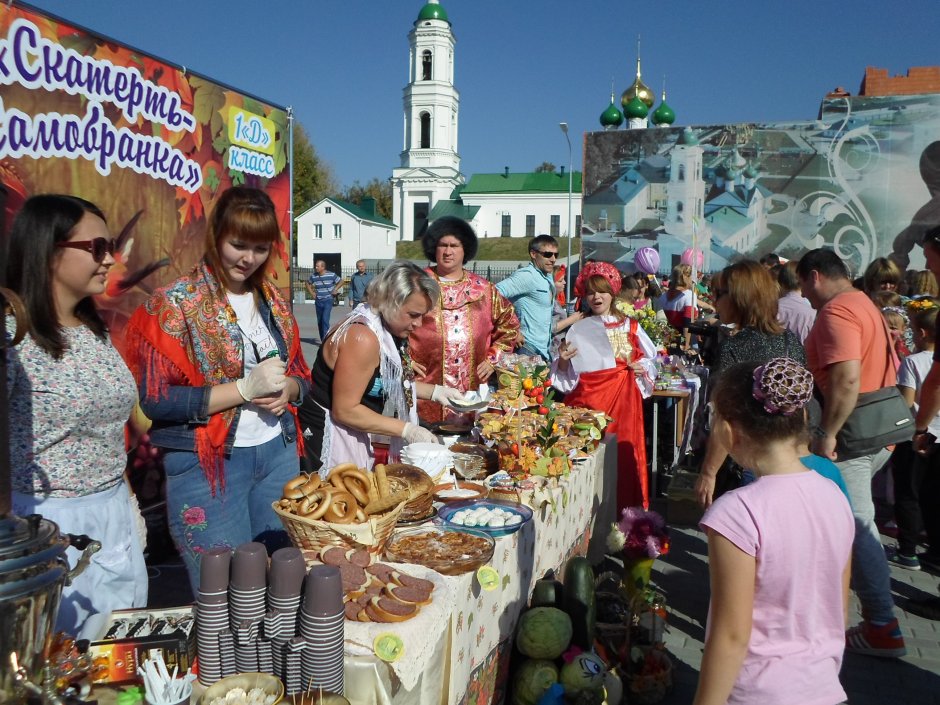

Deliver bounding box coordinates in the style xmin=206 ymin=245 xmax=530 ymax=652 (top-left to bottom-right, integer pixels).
xmin=551 ymin=262 xmax=657 ymax=510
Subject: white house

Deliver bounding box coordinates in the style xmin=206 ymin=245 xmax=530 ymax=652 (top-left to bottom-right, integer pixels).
xmin=295 ymin=197 xmax=397 ymax=270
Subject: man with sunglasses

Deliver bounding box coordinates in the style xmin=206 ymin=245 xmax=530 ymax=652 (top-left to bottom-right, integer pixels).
xmin=496 ymin=234 xmax=560 ymax=362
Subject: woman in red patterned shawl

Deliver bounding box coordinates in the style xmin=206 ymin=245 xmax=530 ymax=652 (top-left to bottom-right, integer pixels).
xmin=409 ymin=217 xmax=519 ymax=423
xmin=552 ymin=262 xmax=658 ymax=510
xmin=125 ymin=187 xmax=310 ymax=592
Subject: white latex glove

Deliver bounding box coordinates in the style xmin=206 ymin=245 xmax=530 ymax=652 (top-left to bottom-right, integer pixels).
xmin=431 ymin=385 xmax=466 ymax=407
xmin=402 ymin=422 xmax=441 ymax=445
xmin=236 ymin=357 xmax=287 ymax=401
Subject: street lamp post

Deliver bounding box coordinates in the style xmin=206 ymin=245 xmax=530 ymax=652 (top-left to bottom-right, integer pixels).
xmin=559 ymin=122 xmax=574 ymax=310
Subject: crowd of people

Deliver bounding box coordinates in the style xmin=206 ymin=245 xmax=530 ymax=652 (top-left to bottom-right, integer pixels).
xmin=5 ymin=187 xmax=939 ymax=700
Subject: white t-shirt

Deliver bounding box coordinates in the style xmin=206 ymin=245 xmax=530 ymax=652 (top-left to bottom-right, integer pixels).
xmin=227 ymin=291 xmax=282 ymax=446
xmin=897 ymin=349 xmax=940 ymax=441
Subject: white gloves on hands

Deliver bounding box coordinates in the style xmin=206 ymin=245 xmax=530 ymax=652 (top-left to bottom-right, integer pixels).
xmin=402 ymin=422 xmax=441 ymax=445
xmin=236 ymin=357 xmax=287 ymax=401
xmin=431 ymin=385 xmax=466 ymax=407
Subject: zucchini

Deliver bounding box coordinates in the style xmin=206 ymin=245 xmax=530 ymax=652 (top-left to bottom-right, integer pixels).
xmin=562 ymin=557 xmax=596 ymax=650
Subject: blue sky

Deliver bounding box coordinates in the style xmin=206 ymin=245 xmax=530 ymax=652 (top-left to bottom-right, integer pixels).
xmin=23 ymin=0 xmax=940 ymax=190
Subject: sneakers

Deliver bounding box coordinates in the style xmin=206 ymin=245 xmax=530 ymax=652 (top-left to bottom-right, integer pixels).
xmin=889 ymin=551 xmax=922 ymax=571
xmin=845 ymin=619 xmax=907 ymax=658
xmin=920 ymin=553 xmax=940 ymax=574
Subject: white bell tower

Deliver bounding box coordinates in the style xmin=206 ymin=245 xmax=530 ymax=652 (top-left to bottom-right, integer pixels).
xmin=665 ymin=128 xmax=706 ymax=240
xmin=391 ymin=1 xmax=465 ymax=241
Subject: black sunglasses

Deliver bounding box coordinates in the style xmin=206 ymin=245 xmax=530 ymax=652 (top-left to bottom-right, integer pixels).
xmin=56 ymin=237 xmax=117 ymax=263
xmin=535 ymin=250 xmax=559 ymax=259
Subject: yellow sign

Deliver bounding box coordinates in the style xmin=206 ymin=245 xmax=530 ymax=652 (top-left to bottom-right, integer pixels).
xmin=228 ymin=107 xmax=276 ymax=156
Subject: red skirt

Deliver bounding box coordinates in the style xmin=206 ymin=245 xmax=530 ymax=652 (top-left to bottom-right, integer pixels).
xmin=564 ymin=359 xmax=648 ymax=510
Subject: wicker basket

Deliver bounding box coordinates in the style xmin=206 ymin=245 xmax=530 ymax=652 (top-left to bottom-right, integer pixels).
xmin=272 ymin=500 xmax=405 ymax=555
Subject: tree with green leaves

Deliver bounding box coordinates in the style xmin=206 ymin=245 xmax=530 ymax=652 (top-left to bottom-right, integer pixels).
xmin=292 ymin=122 xmax=337 ymax=218
xmin=341 ymin=178 xmax=393 ymax=220
xmin=534 ymin=162 xmax=557 ymax=173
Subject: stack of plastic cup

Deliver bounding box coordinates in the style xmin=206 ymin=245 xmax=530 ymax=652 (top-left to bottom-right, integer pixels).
xmin=230 ymin=542 xmax=268 ymax=673
xmin=299 ymin=564 xmax=345 ymax=694
xmin=267 ymin=546 xmax=306 ymax=678
xmin=194 ymin=547 xmax=232 ymax=685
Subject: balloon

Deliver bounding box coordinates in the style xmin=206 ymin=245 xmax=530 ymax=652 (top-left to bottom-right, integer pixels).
xmin=681 ymin=248 xmax=704 ymax=270
xmin=634 ymin=247 xmax=660 ymax=275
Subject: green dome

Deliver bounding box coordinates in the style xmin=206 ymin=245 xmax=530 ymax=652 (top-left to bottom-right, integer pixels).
xmin=652 ymin=100 xmax=675 ymax=126
xmin=600 ymin=96 xmax=624 ymax=128
xmin=417 ymin=2 xmax=448 ymax=22
xmin=744 ymin=163 xmax=759 ymax=179
xmin=624 ymin=95 xmax=649 ymax=120
xmin=677 ymin=127 xmax=700 ymax=146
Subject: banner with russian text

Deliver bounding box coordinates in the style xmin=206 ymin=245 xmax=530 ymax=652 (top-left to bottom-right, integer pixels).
xmin=0 ymin=2 xmax=291 ymax=347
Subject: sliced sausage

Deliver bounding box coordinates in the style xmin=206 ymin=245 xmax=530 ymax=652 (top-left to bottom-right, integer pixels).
xmin=390 ymin=570 xmax=435 ymax=593
xmin=321 ymin=546 xmax=350 ymax=566
xmin=346 ymin=548 xmax=373 ymax=568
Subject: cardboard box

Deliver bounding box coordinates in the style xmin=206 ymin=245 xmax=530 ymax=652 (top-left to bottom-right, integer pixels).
xmin=88 ymin=606 xmax=195 ymax=684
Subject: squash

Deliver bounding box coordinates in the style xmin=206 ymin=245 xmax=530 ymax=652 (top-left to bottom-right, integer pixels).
xmin=562 ymin=556 xmax=596 ymax=650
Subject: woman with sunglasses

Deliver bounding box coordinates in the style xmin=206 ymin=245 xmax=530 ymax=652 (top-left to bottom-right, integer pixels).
xmin=4 ymin=194 xmax=147 ymax=638
xmin=125 ymin=186 xmax=309 ymax=592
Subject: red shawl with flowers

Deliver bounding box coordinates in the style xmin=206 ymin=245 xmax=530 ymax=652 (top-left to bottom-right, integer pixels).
xmin=124 ymin=260 xmax=309 ymax=495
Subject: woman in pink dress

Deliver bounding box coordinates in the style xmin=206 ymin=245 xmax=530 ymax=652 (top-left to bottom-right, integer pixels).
xmin=409 ymin=217 xmax=519 ymax=423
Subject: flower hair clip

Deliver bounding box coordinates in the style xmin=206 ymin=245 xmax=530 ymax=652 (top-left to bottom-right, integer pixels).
xmin=751 ymin=358 xmax=814 ymax=416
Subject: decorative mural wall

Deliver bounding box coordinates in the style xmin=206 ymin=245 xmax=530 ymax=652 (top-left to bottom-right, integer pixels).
xmin=582 ymin=92 xmax=940 ymax=274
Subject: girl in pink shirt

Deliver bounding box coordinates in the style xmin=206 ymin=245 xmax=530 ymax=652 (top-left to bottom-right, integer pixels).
xmin=694 ymin=358 xmax=854 ymax=705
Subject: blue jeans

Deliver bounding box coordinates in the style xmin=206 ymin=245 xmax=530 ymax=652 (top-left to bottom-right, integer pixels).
xmin=163 ymin=435 xmax=298 ymax=594
xmin=315 ymin=298 xmax=333 ymax=342
xmin=836 ymin=448 xmax=897 ymax=624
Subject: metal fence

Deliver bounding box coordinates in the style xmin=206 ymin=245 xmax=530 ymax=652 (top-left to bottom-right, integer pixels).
xmin=291 ymin=261 xmax=528 ymax=299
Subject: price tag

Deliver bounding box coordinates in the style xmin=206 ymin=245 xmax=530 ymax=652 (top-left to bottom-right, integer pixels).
xmin=373 ymin=633 xmax=405 ymax=662
xmin=477 ymin=566 xmax=500 ymax=591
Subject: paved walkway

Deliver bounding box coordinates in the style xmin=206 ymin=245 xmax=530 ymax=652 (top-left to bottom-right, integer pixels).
xmin=651 ymin=509 xmax=940 ymax=704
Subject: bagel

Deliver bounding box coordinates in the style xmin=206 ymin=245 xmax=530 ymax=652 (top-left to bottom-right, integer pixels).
xmin=283 ymin=474 xmax=311 ymax=500
xmin=299 ymin=475 xmax=321 ymax=497
xmin=340 ymin=468 xmax=372 ymax=506
xmin=329 ymin=462 xmax=359 ymax=478
xmin=298 ymin=489 xmax=332 ymax=520
xmin=325 ymin=490 xmax=358 ymax=524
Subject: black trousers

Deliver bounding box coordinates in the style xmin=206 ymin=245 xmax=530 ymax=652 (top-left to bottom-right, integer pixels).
xmin=893 ymin=441 xmax=940 ymax=556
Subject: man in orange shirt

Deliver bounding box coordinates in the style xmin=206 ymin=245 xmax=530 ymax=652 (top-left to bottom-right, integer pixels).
xmin=798 ymin=248 xmax=906 ymax=658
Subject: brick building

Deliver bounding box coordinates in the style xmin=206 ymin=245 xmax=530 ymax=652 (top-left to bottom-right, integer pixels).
xmin=859 ymin=65 xmax=940 ymax=96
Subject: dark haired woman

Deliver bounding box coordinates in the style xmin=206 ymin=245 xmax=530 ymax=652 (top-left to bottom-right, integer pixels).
xmin=409 ymin=216 xmax=518 ymax=423
xmin=694 ymin=359 xmax=853 ymax=705
xmin=6 ymin=194 xmax=147 ymax=638
xmin=126 ymin=186 xmax=309 ymax=591
xmin=552 ymin=262 xmax=657 ymax=510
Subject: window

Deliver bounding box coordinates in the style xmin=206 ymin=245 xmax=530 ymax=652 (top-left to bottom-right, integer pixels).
xmin=325 ymin=206 xmax=331 ymax=214
xmin=550 ymin=215 xmax=560 ymax=237
xmin=421 ymin=50 xmax=432 ymax=80
xmin=314 ymin=224 xmax=322 ymax=240
xmin=575 ymin=215 xmax=582 ymax=236
xmin=420 ymin=112 xmax=431 ymax=149
xmin=676 ymin=201 xmax=684 ymax=222
xmin=501 ymin=214 xmax=511 ymax=238
xmin=525 ymin=215 xmax=535 ymax=237
xmin=333 ymin=224 xmax=342 ymax=239
xmin=678 ymin=165 xmax=685 ymax=181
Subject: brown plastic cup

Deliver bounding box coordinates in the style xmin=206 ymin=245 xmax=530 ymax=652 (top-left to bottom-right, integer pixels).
xmin=302 ymin=564 xmax=343 ymax=616
xmin=269 ymin=547 xmax=306 ymax=598
xmin=230 ymin=542 xmax=268 ymax=590
xmin=199 ymin=546 xmax=233 ymax=593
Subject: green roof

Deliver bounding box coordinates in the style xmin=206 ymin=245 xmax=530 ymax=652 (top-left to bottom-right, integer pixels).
xmin=417 ymin=2 xmax=448 ymax=22
xmin=428 ymin=199 xmax=480 ymax=220
xmin=462 ymin=171 xmax=583 ymax=195
xmin=332 ymin=198 xmax=395 ymax=228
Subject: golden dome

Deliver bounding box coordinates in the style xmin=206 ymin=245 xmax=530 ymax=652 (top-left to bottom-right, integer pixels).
xmin=621 ymin=54 xmax=655 ymax=110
